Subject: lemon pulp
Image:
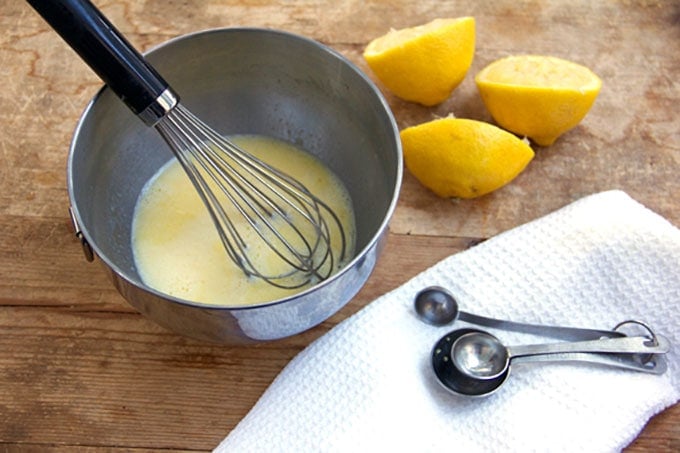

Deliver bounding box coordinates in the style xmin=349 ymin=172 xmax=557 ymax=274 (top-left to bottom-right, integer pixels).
xmin=131 ymin=135 xmax=356 ymax=306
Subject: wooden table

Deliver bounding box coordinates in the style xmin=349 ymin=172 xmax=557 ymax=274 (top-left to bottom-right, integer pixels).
xmin=1 ymin=0 xmax=678 ymax=450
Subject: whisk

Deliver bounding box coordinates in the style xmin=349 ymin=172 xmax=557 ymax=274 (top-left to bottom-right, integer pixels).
xmin=28 ymin=0 xmax=347 ymax=289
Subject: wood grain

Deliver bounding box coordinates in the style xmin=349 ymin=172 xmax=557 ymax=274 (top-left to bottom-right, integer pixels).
xmin=1 ymin=0 xmax=678 ymax=451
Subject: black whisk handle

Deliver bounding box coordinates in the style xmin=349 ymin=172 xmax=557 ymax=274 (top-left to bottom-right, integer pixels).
xmin=26 ymin=0 xmax=176 ymax=125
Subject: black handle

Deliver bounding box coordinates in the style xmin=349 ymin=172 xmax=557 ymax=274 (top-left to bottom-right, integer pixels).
xmin=26 ymin=0 xmax=173 ymax=120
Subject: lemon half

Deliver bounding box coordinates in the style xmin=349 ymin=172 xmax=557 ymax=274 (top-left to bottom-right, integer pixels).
xmin=475 ymin=55 xmax=602 ymax=146
xmin=364 ymin=17 xmax=475 ymax=106
xmin=401 ymin=118 xmax=535 ymax=199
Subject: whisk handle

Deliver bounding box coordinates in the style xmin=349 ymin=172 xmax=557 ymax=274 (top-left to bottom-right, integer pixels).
xmin=26 ymin=0 xmax=177 ymax=125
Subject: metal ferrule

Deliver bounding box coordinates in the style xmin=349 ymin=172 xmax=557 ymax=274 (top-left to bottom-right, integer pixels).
xmin=138 ymin=88 xmax=179 ymax=126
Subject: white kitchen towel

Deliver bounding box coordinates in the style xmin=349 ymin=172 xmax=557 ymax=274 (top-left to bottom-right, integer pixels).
xmin=216 ymin=190 xmax=680 ymax=452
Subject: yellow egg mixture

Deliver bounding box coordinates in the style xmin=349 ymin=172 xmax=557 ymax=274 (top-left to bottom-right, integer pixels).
xmin=131 ymin=135 xmax=356 ymax=306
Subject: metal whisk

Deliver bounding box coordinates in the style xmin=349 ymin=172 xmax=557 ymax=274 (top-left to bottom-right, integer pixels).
xmin=28 ymin=0 xmax=347 ymax=289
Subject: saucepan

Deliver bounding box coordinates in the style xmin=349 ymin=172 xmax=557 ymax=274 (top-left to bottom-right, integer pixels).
xmin=67 ymin=28 xmax=402 ymax=343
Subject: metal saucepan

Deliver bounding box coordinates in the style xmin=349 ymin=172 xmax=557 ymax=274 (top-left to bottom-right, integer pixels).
xmin=67 ymin=28 xmax=401 ymax=343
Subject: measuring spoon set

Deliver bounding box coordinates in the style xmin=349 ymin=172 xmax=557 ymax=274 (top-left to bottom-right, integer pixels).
xmin=414 ymin=286 xmax=670 ymax=397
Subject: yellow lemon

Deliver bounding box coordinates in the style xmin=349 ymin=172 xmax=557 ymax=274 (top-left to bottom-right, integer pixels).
xmin=400 ymin=117 xmax=534 ymax=198
xmin=475 ymin=55 xmax=602 ymax=146
xmin=363 ymin=17 xmax=475 ymax=106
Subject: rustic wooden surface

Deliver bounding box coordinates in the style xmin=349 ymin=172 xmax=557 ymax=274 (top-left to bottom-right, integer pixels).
xmin=1 ymin=0 xmax=679 ymax=451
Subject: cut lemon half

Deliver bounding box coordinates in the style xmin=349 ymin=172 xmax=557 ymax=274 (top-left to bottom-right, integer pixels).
xmin=400 ymin=117 xmax=535 ymax=199
xmin=364 ymin=17 xmax=475 ymax=106
xmin=475 ymin=55 xmax=602 ymax=146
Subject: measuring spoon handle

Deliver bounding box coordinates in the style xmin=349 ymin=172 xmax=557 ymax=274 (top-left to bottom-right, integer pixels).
xmin=507 ymin=334 xmax=670 ymax=358
xmin=512 ymin=352 xmax=667 ymax=375
xmin=457 ymin=311 xmax=624 ymax=341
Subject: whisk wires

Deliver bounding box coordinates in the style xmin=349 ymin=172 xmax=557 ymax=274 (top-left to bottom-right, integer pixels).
xmin=154 ymin=104 xmax=347 ymax=289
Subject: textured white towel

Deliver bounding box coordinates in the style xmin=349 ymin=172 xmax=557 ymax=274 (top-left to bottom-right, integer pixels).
xmin=216 ymin=191 xmax=680 ymax=452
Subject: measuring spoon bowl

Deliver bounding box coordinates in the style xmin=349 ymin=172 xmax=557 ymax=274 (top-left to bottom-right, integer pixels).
xmin=432 ymin=328 xmax=509 ymax=397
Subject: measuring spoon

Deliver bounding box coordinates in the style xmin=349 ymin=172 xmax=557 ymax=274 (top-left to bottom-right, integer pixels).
xmin=414 ymin=286 xmax=624 ymax=341
xmin=452 ymin=329 xmax=670 ymax=380
xmin=431 ymin=328 xmax=669 ymax=397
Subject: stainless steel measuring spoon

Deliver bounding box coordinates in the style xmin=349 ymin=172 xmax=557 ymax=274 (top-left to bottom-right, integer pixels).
xmin=452 ymin=329 xmax=670 ymax=380
xmin=414 ymin=286 xmax=625 ymax=341
xmin=431 ymin=328 xmax=669 ymax=397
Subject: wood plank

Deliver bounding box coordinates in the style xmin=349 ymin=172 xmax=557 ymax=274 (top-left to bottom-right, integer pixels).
xmin=0 ymin=233 xmax=470 ymax=450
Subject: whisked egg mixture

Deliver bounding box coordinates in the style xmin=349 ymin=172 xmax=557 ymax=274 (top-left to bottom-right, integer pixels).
xmin=131 ymin=135 xmax=356 ymax=306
